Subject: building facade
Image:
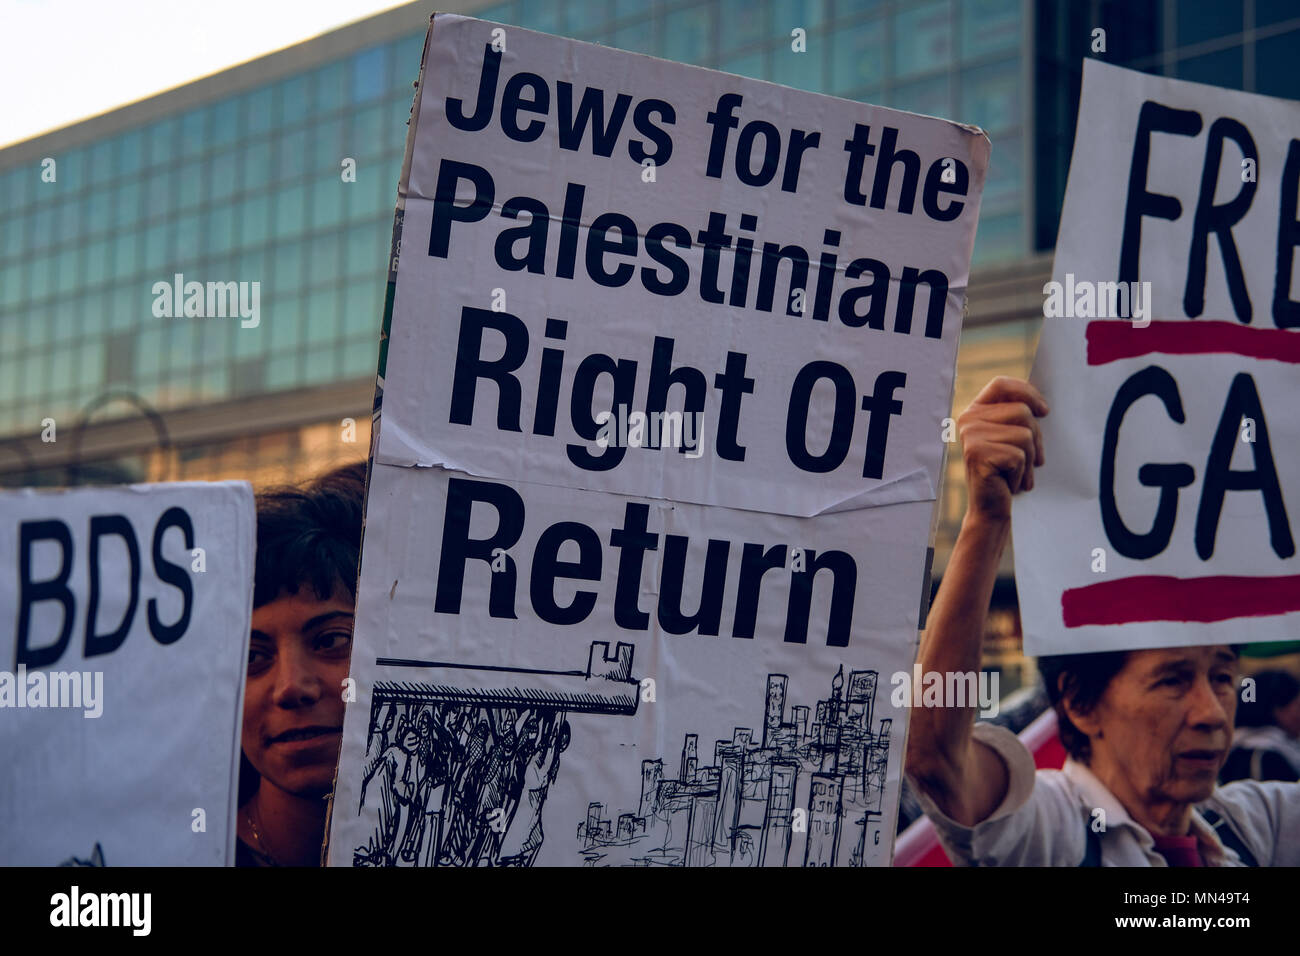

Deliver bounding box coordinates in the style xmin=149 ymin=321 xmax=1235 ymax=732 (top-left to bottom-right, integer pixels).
xmin=2 ymin=0 xmax=1297 ymax=686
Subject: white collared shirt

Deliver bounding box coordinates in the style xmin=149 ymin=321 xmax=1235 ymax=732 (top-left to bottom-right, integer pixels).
xmin=910 ymin=722 xmax=1300 ymax=866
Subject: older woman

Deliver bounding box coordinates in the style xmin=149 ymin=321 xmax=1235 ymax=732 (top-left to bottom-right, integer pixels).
xmin=906 ymin=377 xmax=1300 ymax=866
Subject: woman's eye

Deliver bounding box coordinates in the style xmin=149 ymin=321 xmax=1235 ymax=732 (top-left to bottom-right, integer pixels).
xmin=313 ymin=630 xmax=353 ymax=653
xmin=247 ymin=646 xmax=272 ymax=670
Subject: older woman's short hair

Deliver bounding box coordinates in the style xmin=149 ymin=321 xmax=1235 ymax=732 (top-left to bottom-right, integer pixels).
xmin=1038 ymin=645 xmax=1246 ymax=763
xmin=1037 ymin=651 xmax=1131 ymax=763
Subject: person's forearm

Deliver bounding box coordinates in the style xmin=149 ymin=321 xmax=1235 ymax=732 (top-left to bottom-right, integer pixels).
xmin=907 ymin=511 xmax=1009 ymax=784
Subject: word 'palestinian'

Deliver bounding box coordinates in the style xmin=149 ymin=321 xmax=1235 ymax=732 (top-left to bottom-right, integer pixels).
xmin=431 ymin=164 xmax=951 ymax=339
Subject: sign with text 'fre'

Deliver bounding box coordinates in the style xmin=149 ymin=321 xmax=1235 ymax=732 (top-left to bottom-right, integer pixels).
xmin=1 ymin=482 xmax=254 ymax=865
xmin=328 ymin=14 xmax=987 ymax=868
xmin=1015 ymin=61 xmax=1300 ymax=654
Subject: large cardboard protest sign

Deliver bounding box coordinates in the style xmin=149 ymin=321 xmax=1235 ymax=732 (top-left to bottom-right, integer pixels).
xmin=327 ymin=15 xmax=987 ymax=867
xmin=1 ymin=482 xmax=254 ymax=865
xmin=1015 ymin=61 xmax=1300 ymax=655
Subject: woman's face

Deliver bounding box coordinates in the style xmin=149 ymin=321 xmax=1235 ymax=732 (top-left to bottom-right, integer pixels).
xmin=1077 ymin=645 xmax=1238 ymax=806
xmin=242 ymin=587 xmax=353 ymax=798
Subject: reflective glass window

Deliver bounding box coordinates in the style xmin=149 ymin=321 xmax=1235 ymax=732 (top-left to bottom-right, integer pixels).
xmin=211 ymin=150 xmax=239 ymax=203
xmin=112 ymin=230 xmax=140 ymax=280
xmin=239 ymin=194 xmax=271 ymax=247
xmin=245 ymin=87 xmax=275 ymax=135
xmin=785 ymin=0 xmax=828 ymax=29
xmin=276 ymin=183 xmax=307 ymax=237
xmin=390 ymin=33 xmax=424 ymax=88
xmin=302 ymin=344 xmax=338 ymax=384
xmin=177 ymin=161 xmax=205 ymax=211
xmin=280 ymin=75 xmax=310 ymax=126
xmin=352 ymin=102 xmax=388 ymax=158
xmin=718 ymin=0 xmax=768 ymax=52
xmin=115 ymin=178 xmax=143 ymax=229
xmin=1257 ymin=0 xmax=1300 ymax=26
xmin=960 ymin=0 xmax=1020 ymax=62
xmin=174 ymin=210 xmax=203 ymax=261
xmin=960 ymin=58 xmax=1019 ymax=133
xmin=1175 ymin=47 xmax=1242 ymax=88
xmin=207 ymin=205 xmax=237 ymax=256
xmin=770 ymin=35 xmax=825 ymax=90
xmin=211 ymin=98 xmax=240 ymax=148
xmin=146 ymin=117 xmax=177 ymax=168
xmin=313 ymin=118 xmax=345 ymax=168
xmin=894 ymin=0 xmax=953 ymax=80
xmin=58 ymin=150 xmax=86 ymax=191
xmin=663 ymin=5 xmax=713 ymax=64
xmin=55 ymin=198 xmax=82 ymax=244
xmin=890 ymin=74 xmax=952 ymax=120
xmin=343 ymin=281 xmax=379 ymax=336
xmin=278 ymin=129 xmax=308 ymax=182
xmin=271 ymin=242 xmax=303 ymax=296
xmin=305 ymin=285 xmax=341 ymax=341
xmin=353 ymin=46 xmax=387 ymax=103
xmin=85 ymin=238 xmax=111 ymax=286
xmin=0 ymin=212 xmax=25 ymax=260
xmin=971 ymin=209 xmax=1021 ymax=264
xmin=311 ymin=174 xmax=346 ymax=231
xmin=142 ymin=222 xmax=172 ymax=272
xmin=719 ymin=50 xmax=765 ymax=80
xmin=118 ymin=129 xmax=144 ymax=176
xmin=316 ymin=62 xmax=348 ymax=114
xmin=86 ymin=189 xmax=113 ymax=235
xmin=242 ymin=139 xmax=272 ymax=192
xmin=830 ymin=17 xmax=886 ymax=93
xmin=1176 ymin=0 xmax=1241 ymax=46
xmin=1257 ymin=30 xmax=1300 ymax=100
xmin=180 ymin=110 xmax=207 ymax=158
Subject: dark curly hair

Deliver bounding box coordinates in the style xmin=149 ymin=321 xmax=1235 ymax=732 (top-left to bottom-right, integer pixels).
xmin=253 ymin=461 xmax=367 ymax=608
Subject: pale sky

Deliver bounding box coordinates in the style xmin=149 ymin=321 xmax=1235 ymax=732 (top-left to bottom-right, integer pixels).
xmin=0 ymin=0 xmax=420 ymax=147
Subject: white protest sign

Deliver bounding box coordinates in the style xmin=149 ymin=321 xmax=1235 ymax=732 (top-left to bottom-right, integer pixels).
xmin=331 ymin=463 xmax=935 ymax=867
xmin=0 ymin=482 xmax=254 ymax=865
xmin=376 ymin=14 xmax=988 ymax=517
xmin=328 ymin=14 xmax=987 ymax=867
xmin=1015 ymin=61 xmax=1300 ymax=655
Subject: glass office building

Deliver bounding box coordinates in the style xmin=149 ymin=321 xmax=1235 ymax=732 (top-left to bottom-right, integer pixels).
xmin=1 ymin=0 xmax=1297 ymax=684
xmin=0 ymin=14 xmax=426 ymax=485
xmin=0 ymin=0 xmax=1034 ymax=489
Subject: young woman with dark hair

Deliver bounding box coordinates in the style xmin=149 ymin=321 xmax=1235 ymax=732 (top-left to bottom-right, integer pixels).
xmin=236 ymin=462 xmax=366 ymax=867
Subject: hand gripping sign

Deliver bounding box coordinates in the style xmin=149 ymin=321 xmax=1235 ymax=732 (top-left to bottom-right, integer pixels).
xmin=1015 ymin=62 xmax=1300 ymax=654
